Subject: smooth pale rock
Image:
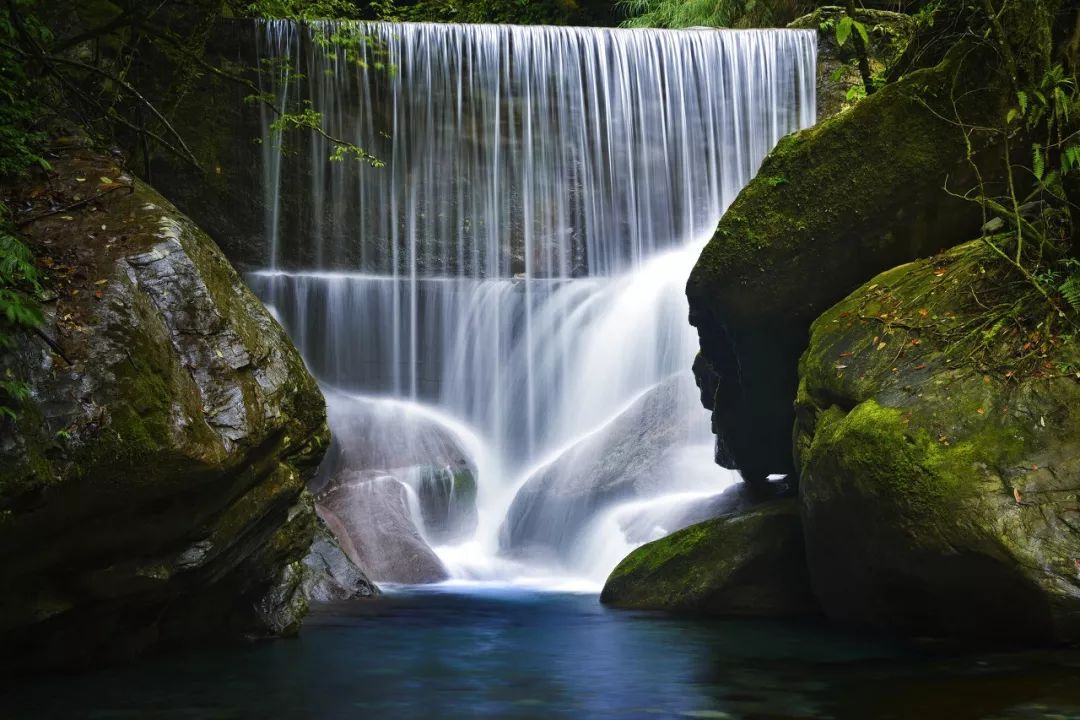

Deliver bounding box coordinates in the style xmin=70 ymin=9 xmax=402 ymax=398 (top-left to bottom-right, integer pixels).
xmin=499 ymin=374 xmax=712 ymax=562
xmin=317 ymin=394 xmax=479 ymax=544
xmin=0 ymin=151 xmax=329 ymax=671
xmin=796 ymin=240 xmax=1080 ymax=644
xmin=601 ymin=499 xmax=817 ymax=616
xmin=317 ymin=471 xmax=449 ymax=585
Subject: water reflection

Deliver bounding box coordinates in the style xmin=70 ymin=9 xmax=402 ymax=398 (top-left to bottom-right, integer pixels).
xmin=6 ymin=589 xmax=1080 ymax=719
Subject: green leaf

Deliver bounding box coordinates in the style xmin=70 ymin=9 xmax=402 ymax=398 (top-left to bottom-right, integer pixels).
xmin=853 ymin=20 xmax=870 ymax=47
xmin=835 ymin=16 xmax=853 ymax=47
xmin=1017 ymin=90 xmax=1028 ymax=115
xmin=1033 ymin=143 xmax=1045 ymax=181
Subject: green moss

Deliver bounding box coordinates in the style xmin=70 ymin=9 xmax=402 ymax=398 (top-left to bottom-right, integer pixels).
xmin=806 ymin=401 xmax=964 ymax=520
xmin=601 ymin=499 xmax=815 ymax=616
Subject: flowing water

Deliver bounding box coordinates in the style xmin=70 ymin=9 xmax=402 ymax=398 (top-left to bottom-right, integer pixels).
xmin=11 ymin=22 xmax=1080 ymax=718
xmin=246 ymin=21 xmax=816 ymax=585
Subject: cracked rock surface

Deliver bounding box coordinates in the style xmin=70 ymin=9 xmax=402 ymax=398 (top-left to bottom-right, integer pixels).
xmin=0 ymin=150 xmax=339 ymax=670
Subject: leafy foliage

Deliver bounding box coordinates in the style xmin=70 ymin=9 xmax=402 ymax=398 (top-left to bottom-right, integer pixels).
xmin=619 ymin=0 xmax=808 ymax=29
xmin=1061 ymin=269 xmax=1080 ymax=313
xmin=0 ymin=0 xmax=49 ymax=178
xmin=0 ymin=206 xmax=43 ymax=420
xmin=0 ymin=3 xmax=49 ymax=419
xmin=947 ymin=0 xmax=1080 ymax=345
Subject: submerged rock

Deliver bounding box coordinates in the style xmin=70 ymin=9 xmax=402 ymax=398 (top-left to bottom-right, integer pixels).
xmin=500 ymin=374 xmax=715 ymax=562
xmin=601 ymin=499 xmax=817 ymax=616
xmin=317 ymin=471 xmax=449 ymax=585
xmin=796 ymin=241 xmax=1080 ymax=644
xmin=0 ymin=150 xmax=330 ymax=670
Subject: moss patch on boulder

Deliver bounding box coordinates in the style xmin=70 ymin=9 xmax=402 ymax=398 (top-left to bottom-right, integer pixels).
xmin=600 ymin=499 xmax=818 ymax=617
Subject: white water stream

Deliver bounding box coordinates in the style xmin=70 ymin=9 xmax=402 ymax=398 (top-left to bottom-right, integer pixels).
xmin=247 ymin=21 xmax=816 ymax=587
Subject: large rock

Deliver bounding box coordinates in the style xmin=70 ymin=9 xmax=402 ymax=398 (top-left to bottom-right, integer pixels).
xmin=0 ymin=150 xmax=331 ymax=670
xmin=317 ymin=471 xmax=449 ymax=585
xmin=499 ymin=374 xmax=715 ymax=561
xmin=796 ymin=240 xmax=1080 ymax=644
xmin=601 ymin=499 xmax=817 ymax=616
xmin=686 ymin=39 xmax=1012 ymax=485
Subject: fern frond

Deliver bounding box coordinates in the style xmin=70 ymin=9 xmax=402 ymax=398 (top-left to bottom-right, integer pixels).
xmin=1061 ymin=273 xmax=1080 ymax=313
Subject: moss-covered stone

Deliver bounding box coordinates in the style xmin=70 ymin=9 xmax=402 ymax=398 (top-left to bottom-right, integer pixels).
xmin=600 ymin=499 xmax=818 ymax=616
xmin=0 ymin=148 xmax=332 ymax=671
xmin=686 ymin=39 xmax=1013 ymax=484
xmin=796 ymin=240 xmax=1080 ymax=645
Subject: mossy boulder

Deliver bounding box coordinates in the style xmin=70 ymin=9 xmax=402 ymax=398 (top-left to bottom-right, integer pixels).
xmin=796 ymin=240 xmax=1080 ymax=644
xmin=0 ymin=149 xmax=334 ymax=670
xmin=600 ymin=498 xmax=817 ymax=616
xmin=686 ymin=41 xmax=1011 ymax=485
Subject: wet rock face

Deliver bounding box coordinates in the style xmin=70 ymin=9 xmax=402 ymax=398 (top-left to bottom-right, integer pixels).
xmin=317 ymin=472 xmax=449 ymax=585
xmin=796 ymin=241 xmax=1080 ymax=644
xmin=600 ymin=499 xmax=818 ymax=616
xmin=408 ymin=466 xmax=478 ymax=545
xmin=300 ymin=520 xmax=380 ymax=603
xmin=0 ymin=151 xmax=330 ymax=671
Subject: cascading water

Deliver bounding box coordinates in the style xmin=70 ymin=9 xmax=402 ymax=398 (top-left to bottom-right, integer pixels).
xmin=246 ymin=21 xmax=816 ymax=587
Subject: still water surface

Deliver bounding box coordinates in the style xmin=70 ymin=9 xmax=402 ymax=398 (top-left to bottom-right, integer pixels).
xmin=6 ymin=585 xmax=1080 ymax=719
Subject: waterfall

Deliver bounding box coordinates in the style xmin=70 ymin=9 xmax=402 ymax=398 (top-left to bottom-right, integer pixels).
xmin=247 ymin=21 xmax=816 ymax=586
